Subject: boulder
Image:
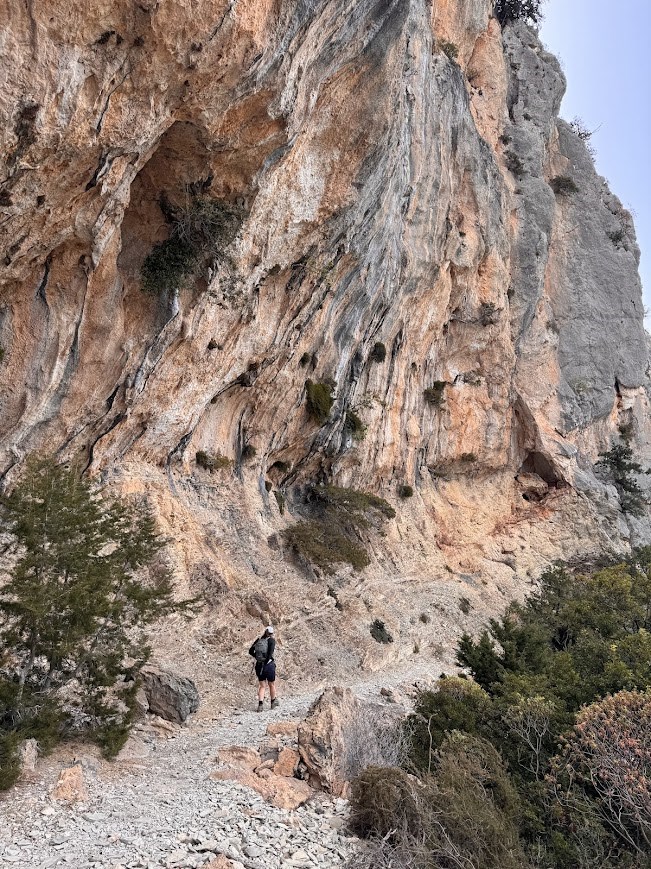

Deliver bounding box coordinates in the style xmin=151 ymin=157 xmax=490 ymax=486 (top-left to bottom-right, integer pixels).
xmin=210 ymin=766 xmax=313 ymax=809
xmin=297 ymin=686 xmax=361 ymax=795
xmin=140 ymin=665 xmax=199 ymax=724
xmin=274 ymin=747 xmax=300 ymax=778
xmin=51 ymin=764 xmax=87 ymax=803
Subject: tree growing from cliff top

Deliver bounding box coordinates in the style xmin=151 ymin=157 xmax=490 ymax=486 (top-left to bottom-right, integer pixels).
xmin=0 ymin=457 xmax=196 ymax=788
xmin=494 ymin=0 xmax=545 ymax=25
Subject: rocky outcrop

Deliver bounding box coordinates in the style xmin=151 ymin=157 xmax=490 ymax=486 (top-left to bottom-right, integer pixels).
xmin=1 ymin=0 xmax=649 ymax=681
xmin=140 ymin=665 xmax=200 ymax=723
xmin=298 ymin=687 xmax=362 ymax=795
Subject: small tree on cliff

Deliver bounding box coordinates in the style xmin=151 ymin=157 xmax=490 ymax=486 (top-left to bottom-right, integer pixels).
xmin=494 ymin=0 xmax=545 ymax=25
xmin=596 ymin=443 xmax=648 ymax=516
xmin=0 ymin=457 xmax=195 ymax=788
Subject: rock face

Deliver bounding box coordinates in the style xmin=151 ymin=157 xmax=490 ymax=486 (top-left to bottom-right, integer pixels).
xmin=1 ymin=1 xmax=650 ymax=681
xmin=141 ymin=665 xmax=200 ymax=723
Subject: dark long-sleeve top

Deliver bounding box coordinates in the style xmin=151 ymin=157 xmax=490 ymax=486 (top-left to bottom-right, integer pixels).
xmin=249 ymin=635 xmax=275 ymax=665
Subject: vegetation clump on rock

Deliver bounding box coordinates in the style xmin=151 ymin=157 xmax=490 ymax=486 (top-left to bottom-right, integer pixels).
xmin=0 ymin=457 xmax=195 ymax=789
xmin=424 ymin=382 xmax=446 ymax=407
xmin=195 ymin=450 xmax=231 ymax=472
xmin=305 ymin=379 xmax=335 ymax=425
xmin=141 ymin=194 xmax=242 ymax=294
xmin=369 ymin=342 xmax=386 ymax=363
xmin=344 ymin=410 xmax=367 ymax=441
xmin=550 ymin=175 xmax=579 ymax=196
xmin=370 ymin=619 xmax=393 ymax=644
xmin=281 ymin=485 xmax=395 ymax=574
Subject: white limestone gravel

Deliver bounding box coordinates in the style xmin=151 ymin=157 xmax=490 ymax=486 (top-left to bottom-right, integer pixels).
xmin=0 ymin=660 xmax=448 ymax=869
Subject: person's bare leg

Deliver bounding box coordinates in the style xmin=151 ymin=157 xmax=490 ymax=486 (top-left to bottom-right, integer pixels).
xmin=269 ymin=682 xmax=277 ymax=701
xmin=257 ymin=681 xmax=266 ymax=711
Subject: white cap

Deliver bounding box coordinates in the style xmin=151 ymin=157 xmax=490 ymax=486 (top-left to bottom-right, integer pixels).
xmin=266 ymin=625 xmax=274 ymax=634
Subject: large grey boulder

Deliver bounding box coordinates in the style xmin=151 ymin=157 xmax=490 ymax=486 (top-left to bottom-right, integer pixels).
xmin=140 ymin=666 xmax=200 ymax=724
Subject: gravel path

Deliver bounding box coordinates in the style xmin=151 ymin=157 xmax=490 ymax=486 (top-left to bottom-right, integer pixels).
xmin=0 ymin=658 xmax=449 ymax=869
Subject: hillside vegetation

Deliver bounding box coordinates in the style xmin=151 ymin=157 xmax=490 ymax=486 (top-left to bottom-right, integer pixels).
xmin=350 ymin=553 xmax=651 ymax=868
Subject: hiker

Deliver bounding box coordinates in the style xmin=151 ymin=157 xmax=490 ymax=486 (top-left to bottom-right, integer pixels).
xmin=249 ymin=625 xmax=279 ymax=712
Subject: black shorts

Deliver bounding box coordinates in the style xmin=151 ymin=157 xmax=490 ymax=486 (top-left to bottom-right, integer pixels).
xmin=255 ymin=661 xmax=276 ymax=683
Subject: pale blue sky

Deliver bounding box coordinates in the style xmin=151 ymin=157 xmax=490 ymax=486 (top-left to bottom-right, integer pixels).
xmin=540 ymin=0 xmax=651 ymax=326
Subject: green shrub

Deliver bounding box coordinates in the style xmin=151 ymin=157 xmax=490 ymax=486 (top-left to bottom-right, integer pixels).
xmin=308 ymin=485 xmax=396 ymax=522
xmin=299 ymin=352 xmax=311 ymax=367
xmin=0 ymin=729 xmax=22 ymax=791
xmin=241 ymin=444 xmax=256 ymax=461
xmin=195 ymin=450 xmax=231 ymax=471
xmin=424 ymin=382 xmax=446 ymax=407
xmin=398 ymin=484 xmax=414 ymax=499
xmin=550 ymin=175 xmax=579 ymax=196
xmin=459 ymin=595 xmax=472 ymax=614
xmin=608 ymin=227 xmax=626 ymax=247
xmin=406 ymin=677 xmax=493 ymax=772
xmin=432 ymin=733 xmax=528 ymax=869
xmin=370 ymin=619 xmax=393 ymax=644
xmin=141 ymin=195 xmax=242 ymax=294
xmin=349 ymin=765 xmax=429 ymax=842
xmin=305 ymin=379 xmax=335 ymax=424
xmin=569 ymin=116 xmax=597 ymax=158
xmin=281 ymin=519 xmax=370 ymax=573
xmin=350 ymin=737 xmax=528 ymax=869
xmin=345 ymin=410 xmax=367 ymax=441
xmin=0 ymin=457 xmax=195 ymax=784
xmin=280 ymin=485 xmax=394 ymax=574
xmin=141 ymin=235 xmax=197 ymax=295
xmin=460 ymin=452 xmax=477 ymax=463
xmin=370 ymin=342 xmax=386 ymax=363
xmin=439 ymin=40 xmax=459 ymax=61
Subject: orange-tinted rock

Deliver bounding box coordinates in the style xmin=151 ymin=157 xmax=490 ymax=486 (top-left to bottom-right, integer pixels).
xmin=274 ymin=747 xmax=300 ymax=778
xmin=51 ymin=764 xmax=87 ymax=803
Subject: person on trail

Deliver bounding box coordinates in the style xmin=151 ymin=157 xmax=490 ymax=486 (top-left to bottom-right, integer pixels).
xmin=249 ymin=625 xmax=279 ymax=712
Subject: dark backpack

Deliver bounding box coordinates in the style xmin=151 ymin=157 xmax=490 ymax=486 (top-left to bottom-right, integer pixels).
xmin=252 ymin=637 xmax=269 ymax=663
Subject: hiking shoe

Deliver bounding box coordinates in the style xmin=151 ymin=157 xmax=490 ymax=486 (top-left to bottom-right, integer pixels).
xmin=271 ymin=699 xmax=280 ymax=710
xmin=257 ymin=701 xmax=264 ymax=713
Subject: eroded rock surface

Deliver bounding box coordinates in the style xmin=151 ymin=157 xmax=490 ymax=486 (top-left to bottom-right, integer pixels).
xmin=1 ymin=0 xmax=650 ymax=683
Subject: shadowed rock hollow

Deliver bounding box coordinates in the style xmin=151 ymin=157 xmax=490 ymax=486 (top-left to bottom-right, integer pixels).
xmin=1 ymin=0 xmax=650 ymax=691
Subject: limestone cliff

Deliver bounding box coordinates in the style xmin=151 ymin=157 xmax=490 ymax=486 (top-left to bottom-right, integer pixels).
xmin=1 ymin=0 xmax=649 ymax=692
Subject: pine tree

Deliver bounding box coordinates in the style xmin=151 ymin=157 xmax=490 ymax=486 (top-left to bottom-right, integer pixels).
xmin=0 ymin=457 xmax=196 ymax=787
xmin=494 ymin=0 xmax=545 ymax=26
xmin=596 ymin=443 xmax=648 ymax=516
